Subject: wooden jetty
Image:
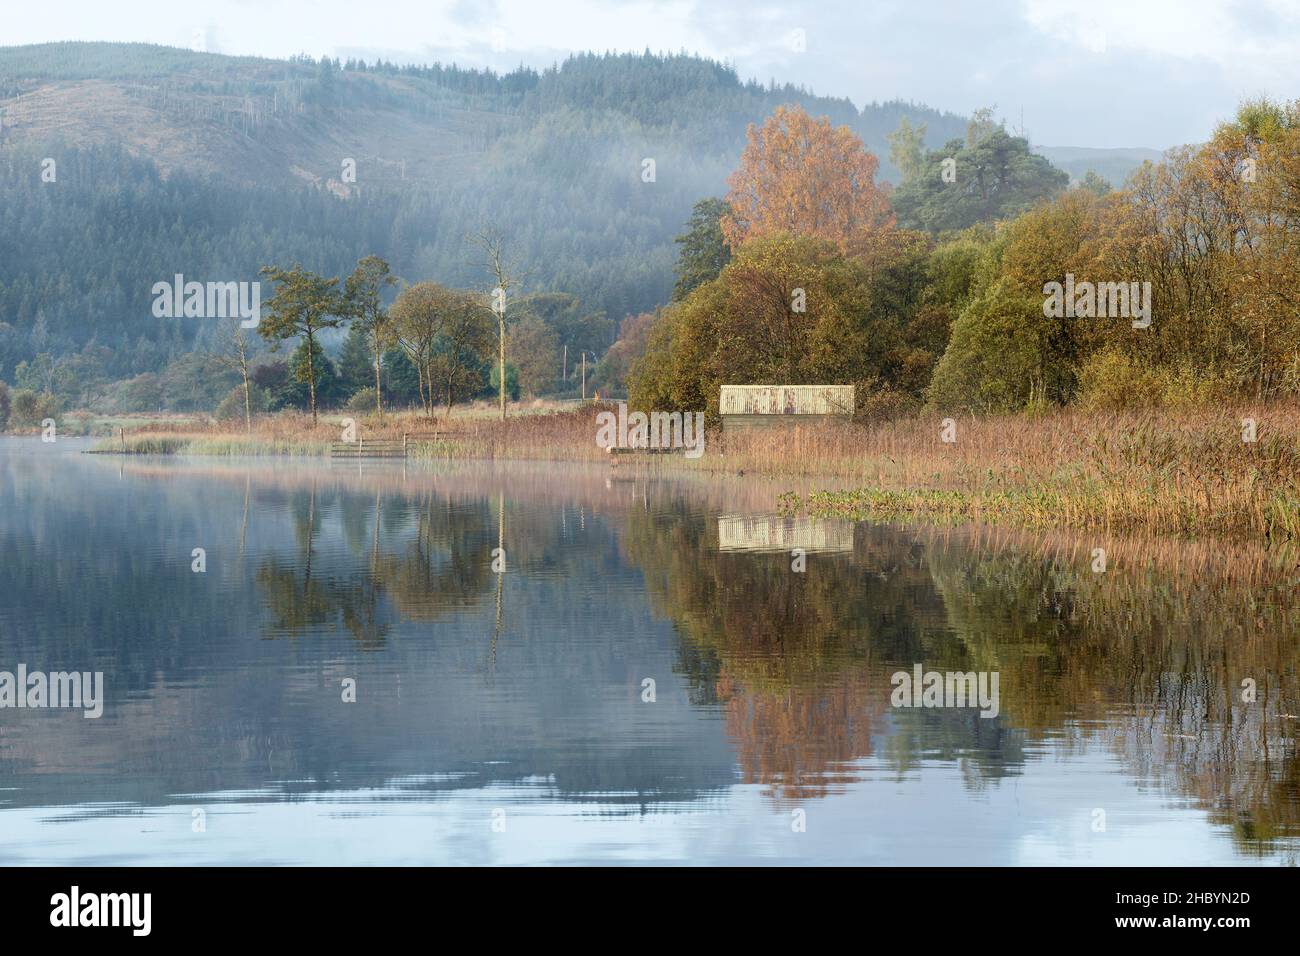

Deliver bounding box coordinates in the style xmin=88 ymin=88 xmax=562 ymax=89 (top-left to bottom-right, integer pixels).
xmin=328 ymin=431 xmax=455 ymax=460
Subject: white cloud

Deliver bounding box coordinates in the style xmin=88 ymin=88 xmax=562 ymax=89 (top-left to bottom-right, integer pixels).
xmin=1021 ymin=0 xmax=1300 ymax=75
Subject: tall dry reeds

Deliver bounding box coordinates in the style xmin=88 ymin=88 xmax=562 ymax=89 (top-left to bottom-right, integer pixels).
xmin=91 ymin=402 xmax=1300 ymax=538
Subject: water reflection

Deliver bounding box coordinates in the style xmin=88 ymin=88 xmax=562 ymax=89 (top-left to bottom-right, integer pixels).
xmin=0 ymin=441 xmax=1297 ymax=864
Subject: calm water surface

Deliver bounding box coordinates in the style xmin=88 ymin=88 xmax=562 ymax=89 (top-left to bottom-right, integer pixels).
xmin=1 ymin=438 xmax=1298 ymax=865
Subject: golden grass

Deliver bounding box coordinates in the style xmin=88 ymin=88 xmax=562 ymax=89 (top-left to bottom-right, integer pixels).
xmin=764 ymin=405 xmax=1300 ymax=539
xmin=88 ymin=405 xmax=609 ymax=459
xmin=90 ymin=401 xmax=1300 ymax=538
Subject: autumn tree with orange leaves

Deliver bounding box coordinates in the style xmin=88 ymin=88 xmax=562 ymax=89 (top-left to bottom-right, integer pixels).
xmin=721 ymin=105 xmax=896 ymax=260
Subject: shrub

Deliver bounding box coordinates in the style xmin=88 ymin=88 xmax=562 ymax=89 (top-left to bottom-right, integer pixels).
xmin=0 ymin=380 xmax=10 ymax=431
xmin=1153 ymin=366 xmax=1236 ymax=409
xmin=9 ymin=389 xmax=60 ymax=428
xmin=108 ymin=373 xmax=164 ymax=413
xmin=1076 ymin=350 xmax=1163 ymax=410
xmin=856 ymin=385 xmax=920 ymax=424
xmin=215 ymin=384 xmax=270 ymax=422
xmin=345 ymin=387 xmax=379 ymax=415
xmin=488 ymin=362 xmax=520 ymax=402
xmin=926 ymin=278 xmax=1047 ymax=412
xmin=68 ymin=412 xmax=96 ymax=436
xmin=1077 ymin=350 xmax=1234 ymax=410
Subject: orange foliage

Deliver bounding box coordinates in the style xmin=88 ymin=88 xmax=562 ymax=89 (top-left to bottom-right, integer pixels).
xmin=722 ymin=104 xmax=896 ymax=259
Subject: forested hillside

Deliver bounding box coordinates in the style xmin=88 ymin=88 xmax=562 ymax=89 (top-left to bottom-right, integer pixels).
xmin=0 ymin=42 xmax=969 ymax=394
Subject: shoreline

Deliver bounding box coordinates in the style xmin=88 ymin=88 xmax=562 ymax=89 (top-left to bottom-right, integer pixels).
xmin=47 ymin=401 xmax=1300 ymax=541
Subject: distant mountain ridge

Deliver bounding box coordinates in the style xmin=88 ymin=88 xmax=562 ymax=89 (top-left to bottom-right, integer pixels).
xmin=0 ymin=42 xmax=968 ymax=188
xmin=1034 ymin=145 xmax=1167 ymax=185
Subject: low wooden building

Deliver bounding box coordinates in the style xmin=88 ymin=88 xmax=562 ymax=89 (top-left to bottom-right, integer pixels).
xmin=719 ymin=385 xmax=854 ymax=435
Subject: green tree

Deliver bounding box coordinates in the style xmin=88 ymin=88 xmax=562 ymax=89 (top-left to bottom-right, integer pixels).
xmin=286 ymin=339 xmax=342 ymax=410
xmin=926 ymin=189 xmax=1112 ymax=411
xmin=631 ymin=234 xmax=888 ymax=412
xmin=1080 ymin=170 xmax=1113 ymax=196
xmin=381 ymin=347 xmax=420 ymax=407
xmin=392 ymin=281 xmax=452 ymax=416
xmin=258 ymin=264 xmax=347 ymax=423
xmin=892 ymin=126 xmax=1069 ymax=233
xmin=926 ymin=276 xmax=1048 ymax=412
xmin=159 ymin=353 xmax=238 ymax=412
xmin=673 ymin=198 xmax=732 ymax=301
xmin=345 ymin=387 xmax=380 ymax=414
xmin=488 ymin=361 xmax=520 ymax=402
xmin=15 ymin=353 xmax=56 ymax=394
xmin=8 ymin=389 xmax=59 ymax=429
xmin=337 ymin=324 xmax=375 ymax=397
xmin=0 ymin=380 xmax=10 ymax=431
xmin=216 ymin=384 xmax=270 ymax=421
xmin=887 ymin=117 xmax=927 ymax=183
xmin=966 ymin=106 xmax=1001 ymax=146
xmin=344 ymin=255 xmax=398 ymax=418
xmin=429 ymin=292 xmax=496 ymax=416
xmin=111 ymin=373 xmax=164 ymax=413
xmin=514 ymin=292 xmax=612 ymax=359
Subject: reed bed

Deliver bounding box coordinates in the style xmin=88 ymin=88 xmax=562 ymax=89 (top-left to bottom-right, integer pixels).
xmin=87 ymin=406 xmax=611 ymax=459
xmin=766 ymin=405 xmax=1300 ymax=539
xmin=87 ymin=402 xmax=1300 ymax=538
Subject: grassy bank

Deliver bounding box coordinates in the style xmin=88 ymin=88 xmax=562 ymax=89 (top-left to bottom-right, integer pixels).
xmin=84 ymin=402 xmax=1300 ymax=539
xmin=766 ymin=406 xmax=1300 ymax=540
xmin=86 ymin=403 xmax=613 ymax=460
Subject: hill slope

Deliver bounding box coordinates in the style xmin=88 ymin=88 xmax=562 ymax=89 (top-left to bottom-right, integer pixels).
xmin=0 ymin=42 xmax=973 ymax=382
xmin=1035 ymin=145 xmax=1166 ymax=185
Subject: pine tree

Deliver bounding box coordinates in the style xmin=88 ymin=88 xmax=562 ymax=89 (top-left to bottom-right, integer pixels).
xmin=337 ymin=324 xmax=374 ymax=397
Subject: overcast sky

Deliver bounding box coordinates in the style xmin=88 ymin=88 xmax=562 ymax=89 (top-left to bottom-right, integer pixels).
xmin=5 ymin=0 xmax=1299 ymax=148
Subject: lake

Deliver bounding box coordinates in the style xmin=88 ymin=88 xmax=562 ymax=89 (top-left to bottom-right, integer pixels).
xmin=1 ymin=438 xmax=1297 ymax=865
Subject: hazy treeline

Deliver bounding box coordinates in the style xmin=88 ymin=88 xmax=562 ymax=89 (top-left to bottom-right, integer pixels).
xmin=0 ymin=45 xmax=970 ymax=417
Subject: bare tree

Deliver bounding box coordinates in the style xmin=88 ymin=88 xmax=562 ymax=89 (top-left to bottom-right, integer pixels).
xmin=220 ymin=320 xmax=255 ymax=434
xmin=474 ymin=228 xmax=527 ymax=420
